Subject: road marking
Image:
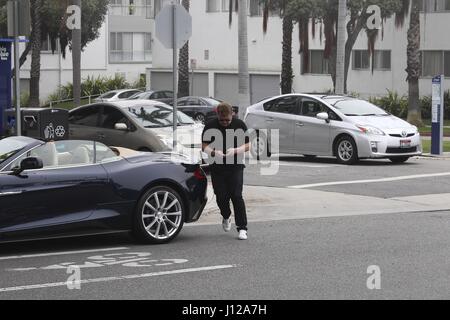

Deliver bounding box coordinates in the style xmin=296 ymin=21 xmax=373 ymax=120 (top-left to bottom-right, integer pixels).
xmin=288 ymin=172 xmax=450 ymax=189
xmin=0 ymin=247 xmax=129 ymax=261
xmin=277 ymin=162 xmax=337 ymax=168
xmin=0 ymin=265 xmax=237 ymax=293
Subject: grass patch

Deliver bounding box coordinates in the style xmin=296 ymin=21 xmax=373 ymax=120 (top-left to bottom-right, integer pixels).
xmin=418 ymin=119 xmax=450 ymax=136
xmin=421 ymin=139 xmax=450 ymax=153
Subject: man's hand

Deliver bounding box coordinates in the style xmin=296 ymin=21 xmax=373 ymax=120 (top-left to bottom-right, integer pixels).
xmin=225 ymin=148 xmax=236 ymax=157
xmin=215 ymin=150 xmax=225 ymax=158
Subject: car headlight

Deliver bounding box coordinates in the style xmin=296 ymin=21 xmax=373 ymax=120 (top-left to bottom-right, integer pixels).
xmin=412 ymin=126 xmax=419 ymax=134
xmin=356 ymin=125 xmax=385 ymax=135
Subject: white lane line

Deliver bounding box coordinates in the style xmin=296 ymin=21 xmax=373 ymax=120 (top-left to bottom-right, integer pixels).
xmin=0 ymin=247 xmax=129 ymax=261
xmin=288 ymin=172 xmax=450 ymax=189
xmin=277 ymin=162 xmax=337 ymax=168
xmin=0 ymin=265 xmax=237 ymax=293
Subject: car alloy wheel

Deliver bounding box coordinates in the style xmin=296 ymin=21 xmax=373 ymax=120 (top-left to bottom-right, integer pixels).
xmin=194 ymin=113 xmax=206 ymax=123
xmin=250 ymin=131 xmax=270 ymax=160
xmin=335 ymin=136 xmax=358 ymax=165
xmin=134 ymin=186 xmax=184 ymax=244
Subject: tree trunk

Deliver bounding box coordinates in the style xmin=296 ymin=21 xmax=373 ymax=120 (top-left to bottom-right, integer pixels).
xmin=72 ymin=0 xmax=81 ymax=107
xmin=178 ymin=0 xmax=190 ymax=97
xmin=281 ymin=16 xmax=293 ymax=94
xmin=29 ymin=0 xmax=42 ymax=108
xmin=406 ymin=0 xmax=422 ymax=126
xmin=238 ymin=0 xmax=250 ymax=119
xmin=335 ymin=0 xmax=346 ymax=94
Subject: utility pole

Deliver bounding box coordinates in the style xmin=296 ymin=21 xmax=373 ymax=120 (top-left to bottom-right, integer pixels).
xmin=335 ymin=0 xmax=347 ymax=94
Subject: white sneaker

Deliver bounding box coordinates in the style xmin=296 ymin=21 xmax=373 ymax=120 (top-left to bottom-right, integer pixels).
xmin=238 ymin=230 xmax=248 ymax=240
xmin=222 ymin=218 xmax=231 ymax=232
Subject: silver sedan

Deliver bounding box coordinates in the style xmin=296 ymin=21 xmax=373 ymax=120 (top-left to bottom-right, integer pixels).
xmin=244 ymin=94 xmax=422 ymax=164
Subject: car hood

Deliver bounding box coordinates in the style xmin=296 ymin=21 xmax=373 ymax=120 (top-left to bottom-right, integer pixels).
xmin=149 ymin=123 xmax=204 ymax=148
xmin=349 ymin=115 xmax=413 ymax=129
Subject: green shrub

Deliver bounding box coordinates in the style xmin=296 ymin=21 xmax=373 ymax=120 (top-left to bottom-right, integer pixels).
xmin=369 ymin=90 xmax=408 ymax=118
xmin=420 ymin=90 xmax=450 ymax=120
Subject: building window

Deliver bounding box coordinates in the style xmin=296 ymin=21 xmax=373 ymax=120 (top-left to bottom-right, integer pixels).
xmin=422 ymin=51 xmax=450 ymax=77
xmin=303 ymin=50 xmax=330 ymax=74
xmin=353 ymin=50 xmax=370 ymax=70
xmin=373 ymin=50 xmax=391 ymax=70
xmin=41 ymin=35 xmax=59 ymax=53
xmin=206 ymin=0 xmax=221 ymax=12
xmin=248 ymin=0 xmax=278 ymax=16
xmin=109 ymin=0 xmax=152 ymax=18
xmin=110 ymin=32 xmax=152 ymax=63
xmin=422 ymin=0 xmax=450 ymax=12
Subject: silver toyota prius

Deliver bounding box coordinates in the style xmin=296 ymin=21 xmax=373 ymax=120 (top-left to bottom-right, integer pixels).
xmin=244 ymin=94 xmax=422 ymax=164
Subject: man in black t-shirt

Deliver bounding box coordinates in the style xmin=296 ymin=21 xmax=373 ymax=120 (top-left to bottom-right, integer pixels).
xmin=202 ymin=102 xmax=250 ymax=240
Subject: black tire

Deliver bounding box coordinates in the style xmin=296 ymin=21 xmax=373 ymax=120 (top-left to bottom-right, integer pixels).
xmin=132 ymin=186 xmax=185 ymax=244
xmin=389 ymin=156 xmax=410 ymax=164
xmin=194 ymin=113 xmax=206 ymax=124
xmin=334 ymin=135 xmax=359 ymax=165
xmin=250 ymin=130 xmax=271 ymax=160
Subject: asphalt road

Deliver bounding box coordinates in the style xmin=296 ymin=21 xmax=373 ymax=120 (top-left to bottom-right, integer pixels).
xmin=244 ymin=156 xmax=450 ymax=198
xmin=0 ymin=211 xmax=448 ymax=300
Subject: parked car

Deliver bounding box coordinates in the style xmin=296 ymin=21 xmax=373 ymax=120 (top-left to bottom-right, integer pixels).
xmin=94 ymin=89 xmax=143 ymax=102
xmin=128 ymin=90 xmax=174 ymax=105
xmin=0 ymin=136 xmax=207 ymax=244
xmin=68 ymin=100 xmax=205 ymax=162
xmin=175 ymin=96 xmax=223 ymax=123
xmin=244 ymin=94 xmax=422 ymax=164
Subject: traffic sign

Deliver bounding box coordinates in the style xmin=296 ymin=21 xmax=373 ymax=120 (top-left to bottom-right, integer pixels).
xmin=155 ymin=4 xmax=192 ymax=49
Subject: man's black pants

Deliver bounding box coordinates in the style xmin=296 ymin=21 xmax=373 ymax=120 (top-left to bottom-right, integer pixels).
xmin=210 ymin=167 xmax=247 ymax=231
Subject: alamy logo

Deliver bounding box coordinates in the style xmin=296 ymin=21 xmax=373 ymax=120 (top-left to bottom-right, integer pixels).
xmin=367 ymin=5 xmax=382 ymax=30
xmin=366 ymin=265 xmax=381 ymax=290
xmin=66 ymin=5 xmax=81 ymax=30
xmin=66 ymin=266 xmax=81 ymax=290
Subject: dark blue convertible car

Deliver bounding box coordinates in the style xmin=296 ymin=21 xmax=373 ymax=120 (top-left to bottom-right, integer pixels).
xmin=0 ymin=136 xmax=208 ymax=244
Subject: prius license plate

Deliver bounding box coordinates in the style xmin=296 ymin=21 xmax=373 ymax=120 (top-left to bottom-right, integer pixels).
xmin=400 ymin=139 xmax=411 ymax=148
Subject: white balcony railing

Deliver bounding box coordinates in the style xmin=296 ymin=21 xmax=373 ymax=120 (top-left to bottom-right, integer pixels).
xmin=109 ymin=5 xmax=154 ymax=18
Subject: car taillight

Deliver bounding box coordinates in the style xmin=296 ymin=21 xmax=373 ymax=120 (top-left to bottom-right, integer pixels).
xmin=193 ymin=167 xmax=206 ymax=180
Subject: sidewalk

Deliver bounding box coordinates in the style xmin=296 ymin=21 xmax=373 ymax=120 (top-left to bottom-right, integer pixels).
xmin=196 ymin=184 xmax=450 ymax=226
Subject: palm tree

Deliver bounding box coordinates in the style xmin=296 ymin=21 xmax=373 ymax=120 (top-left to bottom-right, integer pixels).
xmin=29 ymin=0 xmax=42 ymax=107
xmin=238 ymin=0 xmax=250 ymax=119
xmin=395 ymin=0 xmax=422 ymax=126
xmin=262 ymin=0 xmax=294 ymax=94
xmin=72 ymin=0 xmax=81 ymax=107
xmin=178 ymin=0 xmax=189 ymax=97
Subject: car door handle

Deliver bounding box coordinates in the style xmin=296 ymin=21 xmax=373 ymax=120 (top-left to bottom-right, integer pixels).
xmin=296 ymin=122 xmax=304 ymax=127
xmin=97 ymin=133 xmax=105 ymax=139
xmin=265 ymin=118 xmax=274 ymax=122
xmin=0 ymin=190 xmax=23 ymax=196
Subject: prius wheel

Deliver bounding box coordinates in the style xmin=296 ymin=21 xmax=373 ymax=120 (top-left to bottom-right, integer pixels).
xmin=250 ymin=131 xmax=271 ymax=160
xmin=334 ymin=136 xmax=358 ymax=165
xmin=133 ymin=186 xmax=185 ymax=244
xmin=389 ymin=157 xmax=410 ymax=164
xmin=194 ymin=113 xmax=205 ymax=123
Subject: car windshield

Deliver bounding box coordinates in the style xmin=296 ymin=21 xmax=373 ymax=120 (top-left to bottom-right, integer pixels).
xmin=125 ymin=104 xmax=195 ymax=128
xmin=333 ymin=99 xmax=389 ymax=116
xmin=128 ymin=92 xmax=145 ymax=100
xmin=0 ymin=137 xmax=30 ymax=165
xmin=99 ymin=91 xmax=117 ymax=99
xmin=202 ymin=98 xmax=221 ymax=106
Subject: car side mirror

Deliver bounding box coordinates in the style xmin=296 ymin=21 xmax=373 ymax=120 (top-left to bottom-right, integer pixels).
xmin=115 ymin=123 xmax=129 ymax=131
xmin=12 ymin=157 xmax=43 ymax=175
xmin=317 ymin=112 xmax=330 ymax=123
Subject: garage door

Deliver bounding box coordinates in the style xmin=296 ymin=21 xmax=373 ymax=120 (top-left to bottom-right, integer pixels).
xmin=150 ymin=71 xmax=208 ymax=97
xmin=214 ymin=73 xmax=239 ymax=106
xmin=250 ymin=74 xmax=280 ymax=104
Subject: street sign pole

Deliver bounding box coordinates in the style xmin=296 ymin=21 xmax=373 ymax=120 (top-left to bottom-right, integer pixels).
xmin=13 ymin=0 xmax=21 ymax=136
xmin=431 ymin=75 xmax=444 ymax=155
xmin=172 ymin=3 xmax=177 ymax=150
